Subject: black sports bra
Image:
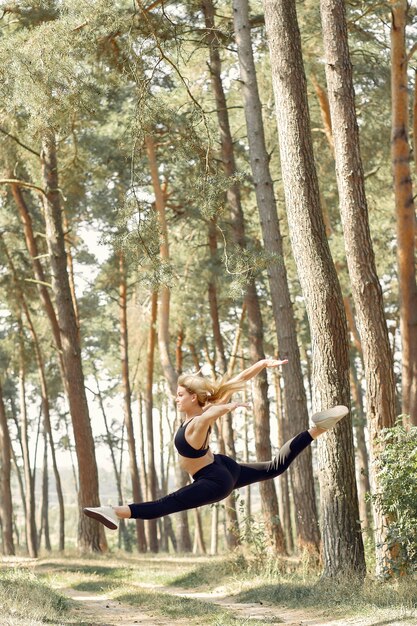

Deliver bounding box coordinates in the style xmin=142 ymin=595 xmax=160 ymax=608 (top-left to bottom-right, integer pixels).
xmin=174 ymin=418 xmax=211 ymax=459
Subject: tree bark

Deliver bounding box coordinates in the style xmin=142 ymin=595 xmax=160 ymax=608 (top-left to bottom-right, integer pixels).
xmin=40 ymin=128 xmax=103 ymax=552
xmin=390 ymin=0 xmax=417 ymax=423
xmin=233 ymin=0 xmax=320 ymax=554
xmin=119 ymin=253 xmax=147 ymax=552
xmin=320 ymin=0 xmax=397 ymax=574
xmin=0 ymin=379 xmax=14 ymax=555
xmin=263 ymin=0 xmax=366 ymax=577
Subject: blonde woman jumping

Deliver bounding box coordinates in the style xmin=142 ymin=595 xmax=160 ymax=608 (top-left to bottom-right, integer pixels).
xmin=84 ymin=358 xmax=348 ymax=530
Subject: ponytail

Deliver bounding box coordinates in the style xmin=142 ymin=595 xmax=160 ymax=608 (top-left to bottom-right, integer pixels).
xmin=177 ymin=372 xmax=245 ymax=407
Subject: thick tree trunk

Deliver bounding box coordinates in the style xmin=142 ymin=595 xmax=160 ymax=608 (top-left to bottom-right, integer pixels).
xmin=40 ymin=128 xmax=102 ymax=552
xmin=320 ymin=0 xmax=397 ymax=574
xmin=390 ymin=0 xmax=417 ymax=423
xmin=119 ymin=253 xmax=147 ymax=552
xmin=0 ymin=380 xmax=14 ymax=555
xmin=145 ymin=290 xmax=159 ymax=552
xmin=233 ymin=0 xmax=320 ymax=554
xmin=263 ymin=0 xmax=365 ymax=577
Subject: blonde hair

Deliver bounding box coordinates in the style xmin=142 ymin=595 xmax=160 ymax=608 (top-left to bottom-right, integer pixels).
xmin=177 ymin=373 xmax=246 ymax=407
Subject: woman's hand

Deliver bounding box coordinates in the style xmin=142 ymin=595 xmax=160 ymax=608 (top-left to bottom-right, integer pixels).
xmin=263 ymin=358 xmax=288 ymax=368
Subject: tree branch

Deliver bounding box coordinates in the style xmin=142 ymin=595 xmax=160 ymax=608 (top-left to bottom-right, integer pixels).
xmin=407 ymin=41 xmax=417 ymax=63
xmin=0 ymin=179 xmax=46 ymax=195
xmin=0 ymin=127 xmax=40 ymax=157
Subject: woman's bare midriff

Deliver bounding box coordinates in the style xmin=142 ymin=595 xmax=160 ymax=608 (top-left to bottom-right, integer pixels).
xmin=178 ymin=449 xmax=215 ymax=476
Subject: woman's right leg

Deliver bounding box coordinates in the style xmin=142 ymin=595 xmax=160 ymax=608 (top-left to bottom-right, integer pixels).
xmin=234 ymin=430 xmax=313 ymax=489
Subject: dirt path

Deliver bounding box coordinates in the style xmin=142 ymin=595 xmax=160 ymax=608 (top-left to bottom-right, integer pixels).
xmin=61 ymin=583 xmax=415 ymax=626
xmin=3 ymin=557 xmax=416 ymax=626
xmin=63 ymin=587 xmax=171 ymax=626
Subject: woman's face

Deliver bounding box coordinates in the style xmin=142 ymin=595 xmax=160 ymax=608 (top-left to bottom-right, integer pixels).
xmin=176 ymin=385 xmax=196 ymax=413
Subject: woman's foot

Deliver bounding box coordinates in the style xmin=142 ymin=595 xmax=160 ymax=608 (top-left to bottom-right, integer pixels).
xmin=311 ymin=405 xmax=349 ymax=431
xmin=83 ymin=506 xmax=119 ymax=530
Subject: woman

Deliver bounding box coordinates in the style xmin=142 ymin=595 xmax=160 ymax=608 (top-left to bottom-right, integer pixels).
xmin=84 ymin=358 xmax=348 ymax=530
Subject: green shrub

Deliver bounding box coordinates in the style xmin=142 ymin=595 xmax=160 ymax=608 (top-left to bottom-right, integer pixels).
xmin=370 ymin=421 xmax=417 ymax=575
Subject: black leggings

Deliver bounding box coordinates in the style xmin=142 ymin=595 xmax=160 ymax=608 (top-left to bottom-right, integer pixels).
xmin=128 ymin=430 xmax=313 ymax=520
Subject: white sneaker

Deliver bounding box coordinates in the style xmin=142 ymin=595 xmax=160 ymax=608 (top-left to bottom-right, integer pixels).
xmin=83 ymin=506 xmax=119 ymax=530
xmin=311 ymin=405 xmax=349 ymax=431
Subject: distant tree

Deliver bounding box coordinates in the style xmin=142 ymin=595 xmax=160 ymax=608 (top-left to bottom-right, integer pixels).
xmin=0 ymin=379 xmax=14 ymax=555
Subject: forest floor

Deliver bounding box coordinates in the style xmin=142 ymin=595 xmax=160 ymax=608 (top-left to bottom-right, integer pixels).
xmin=1 ymin=553 xmax=416 ymax=626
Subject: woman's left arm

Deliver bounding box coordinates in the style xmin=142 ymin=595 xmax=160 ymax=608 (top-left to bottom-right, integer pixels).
xmin=199 ymin=401 xmax=250 ymax=426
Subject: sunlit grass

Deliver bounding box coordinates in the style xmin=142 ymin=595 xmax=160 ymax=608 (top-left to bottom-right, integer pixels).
xmin=0 ymin=567 xmax=69 ymax=625
xmin=3 ymin=551 xmax=416 ymax=625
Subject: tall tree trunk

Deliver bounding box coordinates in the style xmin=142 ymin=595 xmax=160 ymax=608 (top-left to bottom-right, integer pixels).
xmin=119 ymin=253 xmax=147 ymax=552
xmin=203 ymin=0 xmax=285 ymax=553
xmin=263 ymin=0 xmax=366 ymax=577
xmin=207 ymin=219 xmax=240 ymax=549
xmin=350 ymin=360 xmax=372 ymax=531
xmin=17 ymin=318 xmax=37 ymax=557
xmin=38 ymin=429 xmax=51 ymax=551
xmin=390 ymin=0 xmax=417 ymax=423
xmin=0 ymin=380 xmax=14 ymax=555
xmin=137 ymin=394 xmax=148 ymax=508
xmin=145 ymin=136 xmax=178 ymax=396
xmin=233 ymin=0 xmax=320 ymax=554
xmin=145 ymin=134 xmax=192 ymax=551
xmin=275 ymin=373 xmax=294 ymax=553
xmin=145 ymin=290 xmax=159 ymax=552
xmin=320 ymin=0 xmax=397 ymax=574
xmin=40 ymin=128 xmax=103 ymax=552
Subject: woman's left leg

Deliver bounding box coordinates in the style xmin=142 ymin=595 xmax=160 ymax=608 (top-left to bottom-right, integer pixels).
xmin=234 ymin=430 xmax=313 ymax=489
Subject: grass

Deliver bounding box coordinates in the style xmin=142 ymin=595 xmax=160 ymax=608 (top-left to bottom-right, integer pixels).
xmin=1 ymin=551 xmax=416 ymax=625
xmin=0 ymin=567 xmax=69 ymax=625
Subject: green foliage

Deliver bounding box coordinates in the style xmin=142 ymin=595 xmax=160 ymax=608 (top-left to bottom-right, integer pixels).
xmin=370 ymin=421 xmax=417 ymax=576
